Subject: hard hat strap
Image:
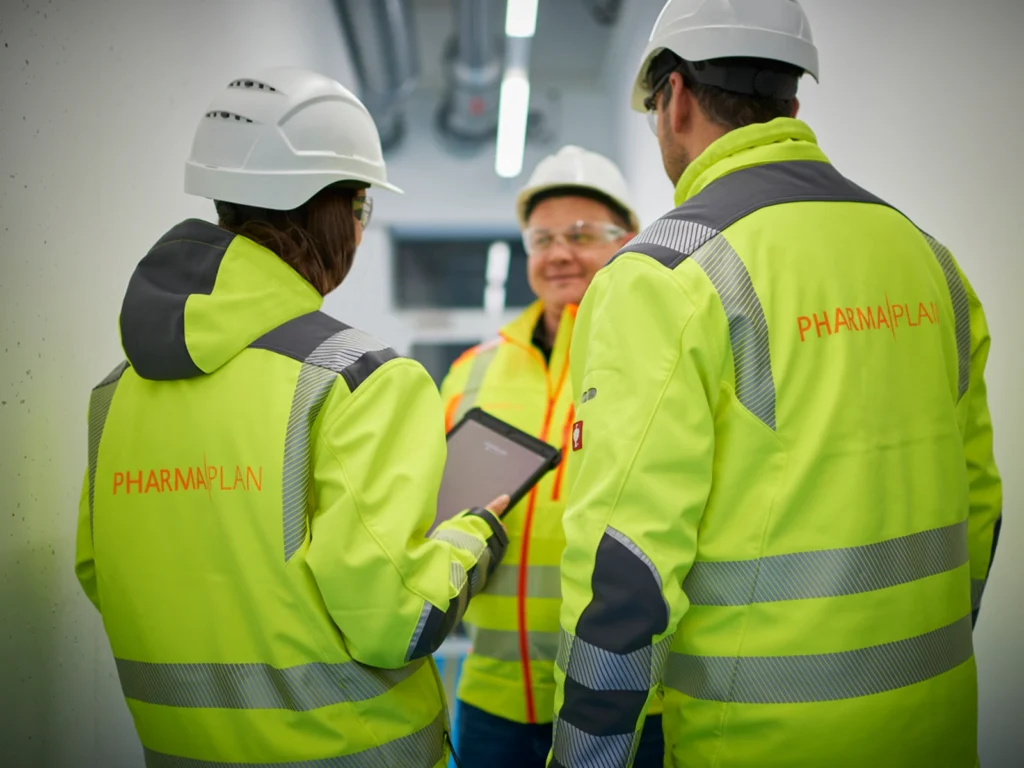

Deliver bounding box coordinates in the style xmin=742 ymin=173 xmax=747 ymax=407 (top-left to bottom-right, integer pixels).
xmin=684 ymin=59 xmax=800 ymax=100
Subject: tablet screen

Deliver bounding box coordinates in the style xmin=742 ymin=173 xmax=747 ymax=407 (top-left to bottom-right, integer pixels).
xmin=435 ymin=414 xmax=557 ymax=529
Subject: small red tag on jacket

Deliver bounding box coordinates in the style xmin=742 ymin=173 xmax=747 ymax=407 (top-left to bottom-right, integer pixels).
xmin=571 ymin=421 xmax=583 ymax=451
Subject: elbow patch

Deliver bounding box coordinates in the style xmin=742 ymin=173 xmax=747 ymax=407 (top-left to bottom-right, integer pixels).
xmin=406 ymin=590 xmax=469 ymax=662
xmin=576 ymin=527 xmax=670 ymax=653
xmin=555 ymin=527 xmax=671 ymax=749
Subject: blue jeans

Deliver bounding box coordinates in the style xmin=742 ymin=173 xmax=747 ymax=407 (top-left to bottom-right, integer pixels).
xmin=455 ymin=701 xmax=665 ymax=768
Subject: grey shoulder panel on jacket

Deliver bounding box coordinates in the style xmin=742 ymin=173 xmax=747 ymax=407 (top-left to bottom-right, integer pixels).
xmin=250 ymin=311 xmax=399 ymax=391
xmin=613 ymin=160 xmax=903 ymax=270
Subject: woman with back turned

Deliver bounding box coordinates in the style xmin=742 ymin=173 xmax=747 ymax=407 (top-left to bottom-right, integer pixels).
xmin=75 ymin=66 xmax=508 ymax=767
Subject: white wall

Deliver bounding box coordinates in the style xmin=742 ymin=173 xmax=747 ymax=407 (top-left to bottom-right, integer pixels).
xmin=606 ymin=1 xmax=1023 ymax=765
xmin=0 ymin=2 xmax=616 ymax=766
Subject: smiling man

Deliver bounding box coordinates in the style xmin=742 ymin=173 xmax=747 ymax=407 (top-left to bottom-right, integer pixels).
xmin=439 ymin=146 xmax=664 ymax=768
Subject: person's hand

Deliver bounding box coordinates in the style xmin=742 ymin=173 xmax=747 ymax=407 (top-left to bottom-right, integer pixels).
xmin=485 ymin=494 xmax=510 ymax=522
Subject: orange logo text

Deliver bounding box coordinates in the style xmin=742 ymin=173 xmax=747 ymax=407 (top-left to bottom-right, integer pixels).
xmin=113 ymin=464 xmax=263 ymax=495
xmin=797 ymin=299 xmax=939 ymax=343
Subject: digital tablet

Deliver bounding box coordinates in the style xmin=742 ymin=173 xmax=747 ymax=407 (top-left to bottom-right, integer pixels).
xmin=434 ymin=407 xmax=562 ymax=531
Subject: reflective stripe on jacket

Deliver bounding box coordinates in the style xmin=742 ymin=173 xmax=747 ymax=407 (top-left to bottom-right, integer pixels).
xmin=552 ymin=118 xmax=1001 ymax=768
xmin=74 ymin=219 xmax=507 ymax=766
xmin=440 ymin=301 xmax=577 ymax=724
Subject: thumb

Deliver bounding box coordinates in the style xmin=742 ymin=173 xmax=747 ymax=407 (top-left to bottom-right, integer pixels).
xmin=485 ymin=494 xmax=511 ymax=517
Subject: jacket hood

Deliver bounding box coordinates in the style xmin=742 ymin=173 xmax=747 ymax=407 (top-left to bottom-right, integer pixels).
xmin=119 ymin=219 xmax=323 ymax=380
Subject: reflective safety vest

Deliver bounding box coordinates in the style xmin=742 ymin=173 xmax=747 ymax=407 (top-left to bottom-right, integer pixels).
xmin=552 ymin=119 xmax=1002 ymax=767
xmin=74 ymin=220 xmax=507 ymax=767
xmin=440 ymin=301 xmax=577 ymax=724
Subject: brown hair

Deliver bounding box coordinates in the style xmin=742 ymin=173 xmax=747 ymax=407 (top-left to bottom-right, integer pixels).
xmin=653 ymin=51 xmax=800 ymax=132
xmin=215 ymin=185 xmax=363 ymax=295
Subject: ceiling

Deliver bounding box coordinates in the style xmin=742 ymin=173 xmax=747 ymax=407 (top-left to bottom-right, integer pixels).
xmin=410 ymin=0 xmax=617 ymax=90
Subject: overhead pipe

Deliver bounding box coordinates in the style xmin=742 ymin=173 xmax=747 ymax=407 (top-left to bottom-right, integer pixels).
xmin=582 ymin=0 xmax=623 ymax=26
xmin=334 ymin=0 xmax=419 ymax=152
xmin=435 ymin=0 xmax=504 ymax=151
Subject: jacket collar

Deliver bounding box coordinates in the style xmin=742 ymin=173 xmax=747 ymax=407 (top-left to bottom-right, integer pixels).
xmin=674 ymin=118 xmax=830 ymax=206
xmin=500 ymin=301 xmax=577 ymax=394
xmin=501 ymin=300 xmax=577 ymax=348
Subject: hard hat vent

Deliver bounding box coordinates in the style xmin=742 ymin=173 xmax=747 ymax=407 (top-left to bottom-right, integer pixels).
xmin=205 ymin=110 xmax=255 ymax=124
xmin=228 ymin=79 xmax=279 ymax=93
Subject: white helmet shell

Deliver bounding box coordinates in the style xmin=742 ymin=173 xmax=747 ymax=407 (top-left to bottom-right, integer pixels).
xmin=185 ymin=67 xmax=402 ymax=210
xmin=516 ymin=145 xmax=640 ymax=232
xmin=631 ymin=0 xmax=819 ymax=111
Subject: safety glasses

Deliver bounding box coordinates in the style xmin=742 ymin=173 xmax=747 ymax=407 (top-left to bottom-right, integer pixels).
xmin=522 ymin=221 xmax=628 ymax=255
xmin=352 ymin=195 xmax=373 ymax=229
xmin=643 ymin=69 xmax=673 ymax=136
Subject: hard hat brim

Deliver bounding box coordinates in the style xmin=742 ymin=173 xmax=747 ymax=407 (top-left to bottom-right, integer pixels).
xmin=185 ymin=164 xmax=404 ymax=210
xmin=516 ymin=181 xmax=640 ymax=233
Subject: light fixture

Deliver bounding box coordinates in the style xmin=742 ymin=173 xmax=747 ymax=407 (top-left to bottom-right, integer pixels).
xmin=495 ymin=2 xmax=537 ymax=179
xmin=505 ymin=0 xmax=539 ymax=38
xmin=495 ymin=69 xmax=531 ymax=178
xmin=484 ymin=240 xmax=511 ymax=315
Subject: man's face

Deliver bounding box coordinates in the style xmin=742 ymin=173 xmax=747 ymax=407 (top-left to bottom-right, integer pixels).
xmin=524 ymin=196 xmax=632 ymax=310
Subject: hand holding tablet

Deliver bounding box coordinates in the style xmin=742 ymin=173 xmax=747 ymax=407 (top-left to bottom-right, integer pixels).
xmin=434 ymin=408 xmax=562 ymax=531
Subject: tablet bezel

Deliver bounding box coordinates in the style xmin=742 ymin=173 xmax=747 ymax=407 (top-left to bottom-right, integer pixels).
xmin=444 ymin=407 xmax=563 ymax=517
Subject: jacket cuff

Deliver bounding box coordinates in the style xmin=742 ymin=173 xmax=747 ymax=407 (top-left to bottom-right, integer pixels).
xmin=465 ymin=507 xmax=509 ymax=549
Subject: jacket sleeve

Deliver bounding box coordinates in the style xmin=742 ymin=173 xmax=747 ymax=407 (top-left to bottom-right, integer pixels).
xmin=308 ymin=357 xmax=508 ymax=669
xmin=551 ymin=255 xmax=722 ymax=768
xmin=74 ymin=467 xmax=101 ymax=611
xmin=959 ymin=273 xmax=1002 ymax=627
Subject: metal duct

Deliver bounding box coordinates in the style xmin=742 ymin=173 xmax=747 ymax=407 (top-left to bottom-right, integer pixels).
xmin=582 ymin=0 xmax=624 ymax=26
xmin=436 ymin=0 xmax=503 ymax=150
xmin=334 ymin=0 xmax=419 ymax=152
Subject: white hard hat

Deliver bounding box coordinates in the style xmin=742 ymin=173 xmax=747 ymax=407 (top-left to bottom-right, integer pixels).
xmin=185 ymin=66 xmax=402 ymax=210
xmin=515 ymin=145 xmax=640 ymax=232
xmin=630 ymin=0 xmax=819 ymax=111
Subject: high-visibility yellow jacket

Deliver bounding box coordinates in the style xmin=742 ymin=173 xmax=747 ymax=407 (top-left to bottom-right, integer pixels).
xmin=74 ymin=219 xmax=507 ymax=767
xmin=551 ymin=118 xmax=1002 ymax=768
xmin=439 ymin=301 xmax=577 ymax=724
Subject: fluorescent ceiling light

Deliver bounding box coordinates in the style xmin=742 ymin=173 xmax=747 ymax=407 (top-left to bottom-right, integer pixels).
xmin=484 ymin=241 xmax=511 ymax=315
xmin=495 ymin=71 xmax=530 ymax=178
xmin=505 ymin=0 xmax=539 ymax=38
xmin=484 ymin=285 xmax=507 ymax=316
xmin=486 ymin=241 xmax=512 ymax=285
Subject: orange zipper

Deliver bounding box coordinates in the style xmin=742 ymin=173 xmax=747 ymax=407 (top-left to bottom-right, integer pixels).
xmin=503 ymin=320 xmax=571 ymax=724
